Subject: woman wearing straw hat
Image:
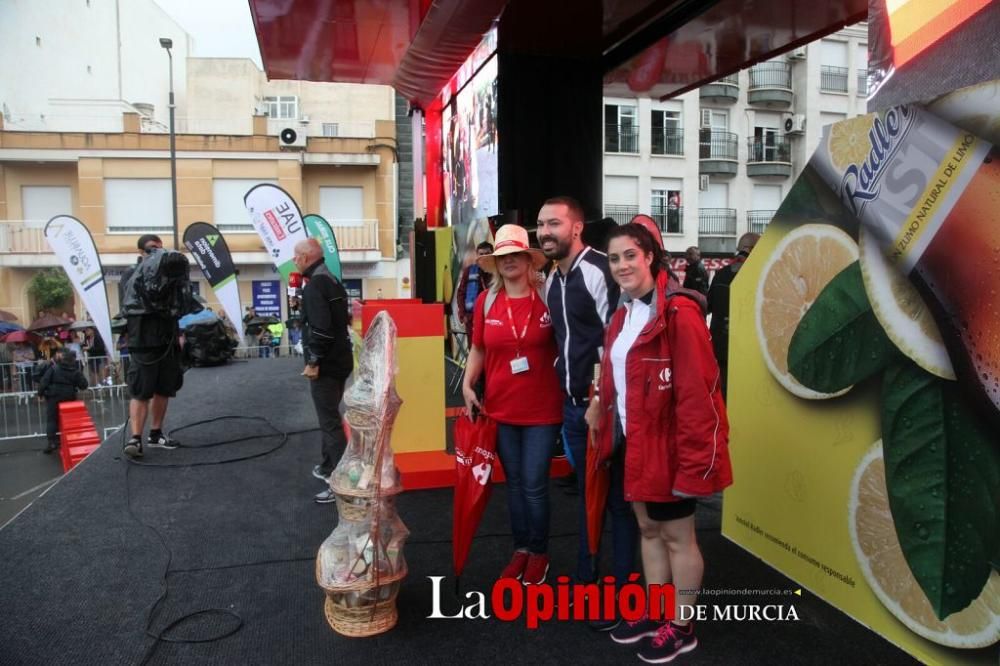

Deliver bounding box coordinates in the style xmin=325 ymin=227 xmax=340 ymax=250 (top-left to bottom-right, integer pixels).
xmin=462 ymin=224 xmax=563 ymax=585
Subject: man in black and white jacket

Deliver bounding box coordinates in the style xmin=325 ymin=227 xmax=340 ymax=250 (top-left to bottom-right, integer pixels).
xmin=538 ymin=196 xmax=637 ymax=623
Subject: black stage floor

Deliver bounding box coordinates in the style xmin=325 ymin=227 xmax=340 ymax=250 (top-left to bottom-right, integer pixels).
xmin=0 ymin=357 xmax=917 ymax=665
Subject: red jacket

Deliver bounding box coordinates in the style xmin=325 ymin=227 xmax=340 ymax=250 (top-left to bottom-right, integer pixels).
xmin=594 ymin=270 xmax=732 ymax=502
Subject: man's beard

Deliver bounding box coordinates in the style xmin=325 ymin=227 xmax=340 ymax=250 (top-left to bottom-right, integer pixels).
xmin=540 ymin=235 xmax=572 ymax=261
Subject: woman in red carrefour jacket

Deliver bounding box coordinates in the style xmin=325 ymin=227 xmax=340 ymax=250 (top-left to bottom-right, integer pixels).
xmin=584 ymin=223 xmax=731 ymax=662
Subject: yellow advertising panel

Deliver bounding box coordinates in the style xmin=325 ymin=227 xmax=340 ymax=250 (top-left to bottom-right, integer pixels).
xmin=722 ymin=99 xmax=999 ymax=664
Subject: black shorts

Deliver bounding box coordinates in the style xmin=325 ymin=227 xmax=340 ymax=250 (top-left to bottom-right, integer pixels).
xmin=645 ymin=498 xmax=697 ymax=522
xmin=127 ymin=346 xmax=183 ymax=400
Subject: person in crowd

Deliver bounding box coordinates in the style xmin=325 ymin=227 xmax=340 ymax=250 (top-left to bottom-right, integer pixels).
xmin=585 ymin=223 xmax=732 ymax=662
xmin=293 ymin=239 xmax=354 ymax=504
xmin=456 ymin=241 xmax=495 ymax=341
xmin=37 ymin=349 xmax=88 ymax=454
xmin=84 ymin=328 xmax=108 ymax=385
xmin=38 ymin=335 xmax=62 ymax=361
xmin=462 ymin=224 xmax=562 ymax=585
xmin=537 ymin=195 xmax=636 ymax=617
xmin=268 ymin=319 xmax=285 ymax=357
xmin=258 ymin=326 xmax=273 ymax=358
xmin=286 ymin=297 xmax=303 ymax=357
xmin=707 ymin=232 xmax=760 ymax=399
xmin=10 ymin=341 xmax=38 ymax=392
xmin=682 ymin=246 xmax=710 ymax=297
xmin=64 ymin=330 xmax=83 ymax=362
xmin=243 ymin=307 xmax=261 ymax=357
xmin=120 ymin=234 xmax=196 ymax=457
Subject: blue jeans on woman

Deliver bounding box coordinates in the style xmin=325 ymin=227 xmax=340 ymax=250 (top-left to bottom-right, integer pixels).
xmin=496 ymin=423 xmax=561 ymax=554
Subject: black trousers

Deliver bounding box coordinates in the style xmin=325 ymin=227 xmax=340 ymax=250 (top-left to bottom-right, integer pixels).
xmin=45 ymin=396 xmax=74 ymax=446
xmin=309 ymin=374 xmax=347 ymax=476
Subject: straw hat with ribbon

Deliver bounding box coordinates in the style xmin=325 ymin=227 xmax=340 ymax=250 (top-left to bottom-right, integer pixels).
xmin=476 ymin=225 xmax=548 ymax=274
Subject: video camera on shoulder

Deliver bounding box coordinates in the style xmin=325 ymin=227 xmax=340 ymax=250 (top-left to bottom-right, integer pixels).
xmin=121 ymin=244 xmax=202 ymax=319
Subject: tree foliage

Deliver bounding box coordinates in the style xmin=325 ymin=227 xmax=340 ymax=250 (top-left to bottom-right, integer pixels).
xmin=28 ymin=268 xmax=73 ymax=312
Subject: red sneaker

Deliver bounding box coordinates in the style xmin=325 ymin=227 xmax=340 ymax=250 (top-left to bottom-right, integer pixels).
xmin=500 ymin=550 xmax=530 ymax=580
xmin=522 ymin=553 xmax=550 ymax=585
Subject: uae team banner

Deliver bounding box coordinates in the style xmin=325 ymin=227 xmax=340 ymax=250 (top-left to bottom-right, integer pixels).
xmin=183 ymin=222 xmax=244 ymax=339
xmin=722 ymin=100 xmax=1000 ymax=665
xmin=43 ymin=215 xmax=114 ymax=356
xmin=243 ymin=184 xmax=308 ymax=281
xmin=304 ymin=214 xmax=343 ymax=281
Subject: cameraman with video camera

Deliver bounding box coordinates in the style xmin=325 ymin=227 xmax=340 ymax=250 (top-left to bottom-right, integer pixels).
xmin=119 ymin=234 xmax=201 ymax=458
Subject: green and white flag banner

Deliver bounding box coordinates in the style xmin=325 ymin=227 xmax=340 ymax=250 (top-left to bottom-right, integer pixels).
xmin=43 ymin=215 xmax=114 ymax=356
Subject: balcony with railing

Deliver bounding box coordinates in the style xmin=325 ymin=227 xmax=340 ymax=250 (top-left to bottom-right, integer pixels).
xmin=747 ymin=63 xmax=793 ymax=107
xmin=700 ymin=73 xmax=739 ymax=103
xmin=650 ymin=206 xmax=683 ymax=234
xmin=747 ymin=210 xmax=776 ymax=235
xmin=820 ymin=65 xmax=849 ymax=93
xmin=604 ymin=205 xmax=639 ymax=226
xmin=605 ymin=125 xmax=639 ymax=154
xmin=746 ymin=135 xmax=792 ymax=177
xmin=698 ymin=129 xmax=738 ymax=175
xmin=0 ymin=221 xmax=50 ymax=254
xmin=857 ymin=69 xmax=868 ymax=96
xmin=698 ymin=208 xmax=737 ymax=237
xmin=651 ymin=128 xmax=684 ymax=156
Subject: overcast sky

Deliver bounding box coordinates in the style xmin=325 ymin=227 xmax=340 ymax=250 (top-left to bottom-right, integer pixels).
xmin=154 ymin=0 xmax=263 ymax=68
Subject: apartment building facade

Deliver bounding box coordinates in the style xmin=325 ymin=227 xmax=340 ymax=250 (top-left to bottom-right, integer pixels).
xmin=0 ymin=1 xmax=405 ymax=324
xmin=603 ymin=23 xmax=869 ymax=255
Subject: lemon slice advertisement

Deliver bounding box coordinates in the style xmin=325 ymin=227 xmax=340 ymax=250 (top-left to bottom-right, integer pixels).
xmin=722 ymin=109 xmax=999 ymax=665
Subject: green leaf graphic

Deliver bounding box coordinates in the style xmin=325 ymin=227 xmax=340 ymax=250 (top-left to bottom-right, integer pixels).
xmin=788 ymin=262 xmax=900 ymax=392
xmin=882 ymin=360 xmax=1000 ymax=619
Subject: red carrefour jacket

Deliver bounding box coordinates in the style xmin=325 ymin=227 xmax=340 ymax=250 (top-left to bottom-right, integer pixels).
xmin=594 ymin=269 xmax=732 ymax=502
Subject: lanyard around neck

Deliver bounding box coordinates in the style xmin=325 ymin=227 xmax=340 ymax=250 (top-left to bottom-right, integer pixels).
xmin=503 ymin=289 xmax=535 ymax=355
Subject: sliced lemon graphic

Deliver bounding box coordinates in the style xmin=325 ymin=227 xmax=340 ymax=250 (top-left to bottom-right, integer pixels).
xmin=858 ymin=226 xmax=955 ymax=380
xmin=827 ymin=114 xmax=877 ymax=170
xmin=755 ymin=223 xmax=859 ymax=399
xmin=850 ymin=442 xmax=1000 ymax=648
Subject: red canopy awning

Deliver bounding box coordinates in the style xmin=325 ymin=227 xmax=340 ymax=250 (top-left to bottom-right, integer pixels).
xmin=250 ymin=0 xmax=867 ymax=104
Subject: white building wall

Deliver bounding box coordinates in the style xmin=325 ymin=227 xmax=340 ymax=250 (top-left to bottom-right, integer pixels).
xmin=0 ymin=0 xmax=190 ymax=133
xmin=603 ymin=23 xmax=869 ymax=254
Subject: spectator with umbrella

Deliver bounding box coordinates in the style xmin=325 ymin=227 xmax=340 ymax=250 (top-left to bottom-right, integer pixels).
xmin=585 ymin=223 xmax=731 ymax=661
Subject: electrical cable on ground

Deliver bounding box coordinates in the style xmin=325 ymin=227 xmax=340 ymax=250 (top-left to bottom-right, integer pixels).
xmin=119 ymin=418 xmax=720 ymax=663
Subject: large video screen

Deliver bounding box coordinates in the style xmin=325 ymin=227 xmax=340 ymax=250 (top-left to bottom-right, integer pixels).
xmin=443 ymin=55 xmax=498 ymax=228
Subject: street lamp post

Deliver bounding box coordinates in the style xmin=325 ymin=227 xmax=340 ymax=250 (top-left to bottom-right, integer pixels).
xmin=159 ymin=37 xmax=179 ymax=251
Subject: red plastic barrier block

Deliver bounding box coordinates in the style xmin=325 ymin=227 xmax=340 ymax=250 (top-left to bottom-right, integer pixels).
xmin=63 ymin=431 xmax=100 ymax=447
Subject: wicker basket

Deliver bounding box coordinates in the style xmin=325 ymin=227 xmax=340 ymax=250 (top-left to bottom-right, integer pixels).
xmin=324 ymin=588 xmax=399 ymax=637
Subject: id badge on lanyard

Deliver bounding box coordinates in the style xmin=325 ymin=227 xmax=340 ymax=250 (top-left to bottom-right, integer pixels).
xmin=506 ymin=290 xmax=534 ymax=374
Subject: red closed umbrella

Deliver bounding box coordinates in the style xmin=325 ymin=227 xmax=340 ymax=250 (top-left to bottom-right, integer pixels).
xmin=452 ymin=413 xmax=498 ymax=578
xmin=585 ymin=433 xmax=612 ymax=556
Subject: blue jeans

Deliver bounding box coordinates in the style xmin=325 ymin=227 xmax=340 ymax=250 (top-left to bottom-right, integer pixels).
xmin=496 ymin=423 xmax=561 ymax=554
xmin=563 ymin=399 xmax=638 ymax=585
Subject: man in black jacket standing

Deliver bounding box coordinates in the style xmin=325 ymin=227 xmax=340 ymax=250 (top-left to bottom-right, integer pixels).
xmin=293 ymin=239 xmax=354 ymax=503
xmin=38 ymin=349 xmax=88 ymax=453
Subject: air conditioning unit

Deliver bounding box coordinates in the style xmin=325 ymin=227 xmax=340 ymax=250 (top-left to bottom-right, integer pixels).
xmin=784 ymin=114 xmax=806 ymax=134
xmin=699 ymin=174 xmax=710 ymax=191
xmin=299 ymin=114 xmax=310 ymax=125
xmin=788 ymin=47 xmax=807 ymax=60
xmin=279 ymin=127 xmax=307 ymax=149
